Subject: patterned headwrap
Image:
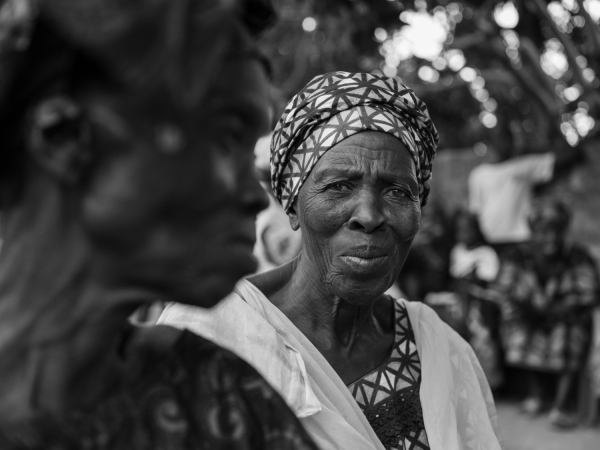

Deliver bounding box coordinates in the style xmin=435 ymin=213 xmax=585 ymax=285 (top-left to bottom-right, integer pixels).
xmin=270 ymin=71 xmax=439 ymax=213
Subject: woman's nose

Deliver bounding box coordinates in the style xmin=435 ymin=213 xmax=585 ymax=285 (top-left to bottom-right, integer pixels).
xmin=348 ymin=190 xmax=385 ymax=233
xmin=238 ymin=168 xmax=269 ymax=215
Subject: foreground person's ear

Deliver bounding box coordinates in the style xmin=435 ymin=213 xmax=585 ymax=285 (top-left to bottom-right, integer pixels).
xmin=27 ymin=96 xmax=92 ymax=184
xmin=288 ymin=204 xmax=301 ymax=231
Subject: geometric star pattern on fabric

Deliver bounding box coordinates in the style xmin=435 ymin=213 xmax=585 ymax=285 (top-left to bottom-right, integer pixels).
xmin=348 ymin=299 xmax=430 ymax=450
xmin=270 ymin=71 xmax=439 ymax=213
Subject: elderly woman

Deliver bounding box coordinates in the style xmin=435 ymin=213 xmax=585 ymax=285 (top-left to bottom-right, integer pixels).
xmin=161 ymin=72 xmax=503 ymax=450
xmin=0 ymin=0 xmax=319 ymax=448
xmin=493 ymin=198 xmax=599 ymax=427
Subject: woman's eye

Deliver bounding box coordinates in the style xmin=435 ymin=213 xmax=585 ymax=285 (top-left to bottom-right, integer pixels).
xmin=387 ymin=188 xmax=415 ymax=200
xmin=328 ymin=183 xmax=350 ymax=192
xmin=390 ymin=188 xmax=407 ymax=196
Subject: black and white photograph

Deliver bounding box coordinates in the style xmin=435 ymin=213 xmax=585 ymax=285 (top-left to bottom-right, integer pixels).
xmin=0 ymin=0 xmax=599 ymax=449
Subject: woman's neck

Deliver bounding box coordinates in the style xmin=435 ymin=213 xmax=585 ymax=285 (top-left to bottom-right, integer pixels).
xmin=0 ymin=185 xmax=146 ymax=421
xmin=256 ymin=252 xmax=392 ymax=358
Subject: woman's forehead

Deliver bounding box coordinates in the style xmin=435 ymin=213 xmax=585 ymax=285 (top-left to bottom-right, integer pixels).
xmin=336 ymin=130 xmax=404 ymax=148
xmin=312 ymin=136 xmax=416 ymax=181
xmin=321 ymin=133 xmax=411 ymax=164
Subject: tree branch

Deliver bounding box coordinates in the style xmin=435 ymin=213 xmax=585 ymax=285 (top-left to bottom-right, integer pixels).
xmin=526 ymin=0 xmax=594 ymax=92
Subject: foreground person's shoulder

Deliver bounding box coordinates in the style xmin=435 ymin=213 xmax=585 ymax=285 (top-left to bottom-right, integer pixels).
xmin=126 ymin=324 xmax=186 ymax=354
xmin=127 ymin=327 xmax=319 ymax=449
xmin=0 ymin=326 xmax=318 ymax=450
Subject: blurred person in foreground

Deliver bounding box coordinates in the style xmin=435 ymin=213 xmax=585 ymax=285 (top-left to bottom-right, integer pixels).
xmin=160 ymin=72 xmax=503 ymax=450
xmin=468 ymin=133 xmax=582 ymax=255
xmin=493 ymin=198 xmax=599 ymax=427
xmin=0 ymin=0 xmax=319 ymax=448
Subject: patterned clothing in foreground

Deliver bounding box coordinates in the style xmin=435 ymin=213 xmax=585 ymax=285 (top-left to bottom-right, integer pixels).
xmin=494 ymin=244 xmax=599 ymax=373
xmin=270 ymin=71 xmax=439 ymax=213
xmin=348 ymin=299 xmax=430 ymax=450
xmin=0 ymin=330 xmax=318 ymax=450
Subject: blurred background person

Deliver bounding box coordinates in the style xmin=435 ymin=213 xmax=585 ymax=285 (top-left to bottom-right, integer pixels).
xmin=492 ymin=198 xmax=599 ymax=428
xmin=397 ymin=203 xmax=453 ymax=302
xmin=449 ymin=209 xmax=502 ymax=388
xmin=450 ymin=209 xmax=499 ymax=284
xmin=468 ymin=135 xmax=582 ymax=257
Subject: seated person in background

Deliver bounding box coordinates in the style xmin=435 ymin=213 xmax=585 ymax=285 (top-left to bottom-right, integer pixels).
xmin=468 ymin=135 xmax=582 ymax=256
xmin=450 ymin=210 xmax=502 ymax=389
xmin=0 ymin=1 xmax=319 ymax=448
xmin=161 ymin=72 xmax=503 ymax=450
xmin=450 ymin=210 xmax=499 ymax=285
xmin=493 ymin=198 xmax=599 ymax=428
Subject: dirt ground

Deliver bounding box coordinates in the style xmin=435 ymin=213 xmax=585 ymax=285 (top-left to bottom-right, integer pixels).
xmin=496 ymin=400 xmax=600 ymax=450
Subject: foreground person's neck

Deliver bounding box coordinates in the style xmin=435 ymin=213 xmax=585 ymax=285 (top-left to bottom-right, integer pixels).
xmin=0 ymin=187 xmax=144 ymax=421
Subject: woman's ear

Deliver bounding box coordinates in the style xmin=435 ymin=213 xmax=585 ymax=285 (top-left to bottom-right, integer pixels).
xmin=26 ymin=96 xmax=92 ymax=184
xmin=288 ymin=204 xmax=301 ymax=231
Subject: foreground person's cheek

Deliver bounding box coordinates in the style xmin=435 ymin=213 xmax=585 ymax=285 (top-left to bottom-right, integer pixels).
xmin=211 ymin=151 xmax=237 ymax=194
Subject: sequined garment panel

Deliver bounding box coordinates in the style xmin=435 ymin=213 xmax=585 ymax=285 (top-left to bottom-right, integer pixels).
xmin=348 ymin=300 xmax=430 ymax=450
xmin=0 ymin=330 xmax=318 ymax=450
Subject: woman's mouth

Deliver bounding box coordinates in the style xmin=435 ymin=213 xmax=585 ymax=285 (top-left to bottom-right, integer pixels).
xmin=338 ymin=247 xmax=393 ymax=273
xmin=340 ymin=246 xmax=389 ymax=259
xmin=340 ymin=255 xmax=390 ymax=265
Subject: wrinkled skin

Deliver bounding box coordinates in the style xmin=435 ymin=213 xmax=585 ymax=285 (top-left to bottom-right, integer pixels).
xmin=251 ymin=131 xmax=421 ymax=384
xmin=0 ymin=55 xmax=270 ymax=417
xmin=291 ymin=131 xmax=420 ymax=303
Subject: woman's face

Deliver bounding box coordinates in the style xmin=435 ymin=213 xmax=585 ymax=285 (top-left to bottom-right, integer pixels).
xmin=77 ymin=57 xmax=270 ymax=307
xmin=293 ymin=131 xmax=421 ymax=304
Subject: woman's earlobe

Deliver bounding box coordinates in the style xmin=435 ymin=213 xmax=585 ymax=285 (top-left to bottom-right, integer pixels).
xmin=27 ymin=96 xmax=93 ymax=184
xmin=288 ymin=206 xmax=301 ymax=231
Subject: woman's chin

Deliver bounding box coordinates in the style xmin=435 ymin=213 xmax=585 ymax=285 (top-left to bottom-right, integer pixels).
xmin=331 ymin=277 xmax=393 ymax=304
xmin=334 ymin=257 xmax=398 ymax=284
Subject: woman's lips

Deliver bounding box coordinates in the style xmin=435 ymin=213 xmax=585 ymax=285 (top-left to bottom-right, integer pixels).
xmin=340 ymin=247 xmax=389 ymax=259
xmin=338 ymin=254 xmax=392 ymax=272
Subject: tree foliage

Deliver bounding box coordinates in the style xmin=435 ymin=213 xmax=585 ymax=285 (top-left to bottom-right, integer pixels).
xmin=259 ymin=0 xmax=600 ymax=152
